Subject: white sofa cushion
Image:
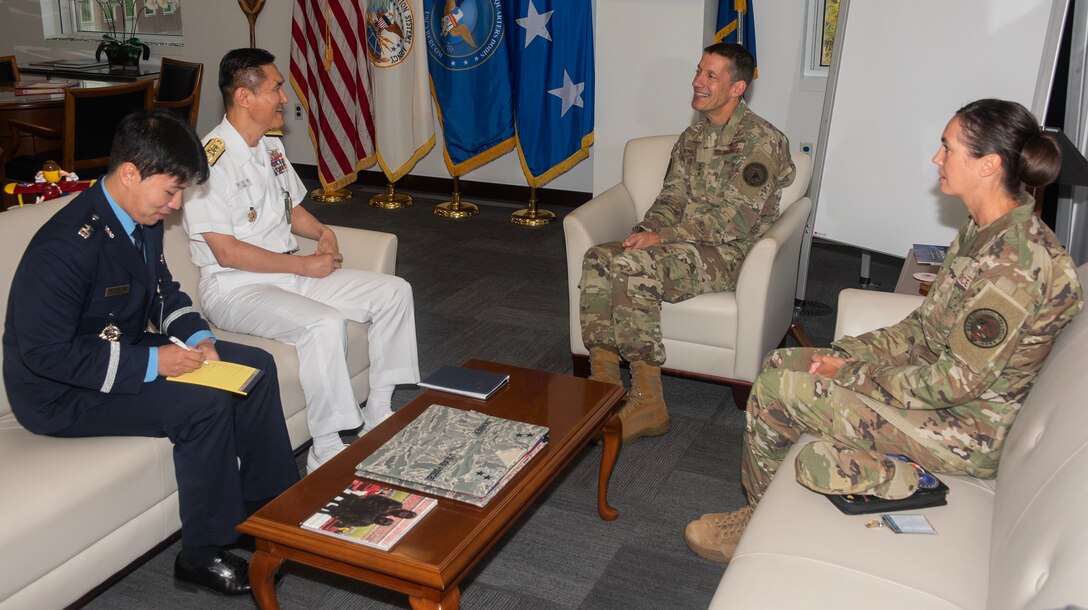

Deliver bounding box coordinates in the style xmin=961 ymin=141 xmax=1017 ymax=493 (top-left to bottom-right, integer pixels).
xmin=0 ymin=428 xmax=175 ymax=603
xmin=710 ymin=437 xmax=995 ymax=610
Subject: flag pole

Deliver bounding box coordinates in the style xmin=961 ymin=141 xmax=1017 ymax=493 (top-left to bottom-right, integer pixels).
xmin=510 ymin=186 xmax=555 ymax=226
xmin=369 ymin=181 xmax=413 ymax=209
xmin=434 ymin=176 xmax=479 ymax=219
xmin=238 ymin=0 xmax=266 ymax=48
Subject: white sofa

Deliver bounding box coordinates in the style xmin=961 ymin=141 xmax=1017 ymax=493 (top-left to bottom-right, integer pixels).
xmin=710 ymin=268 xmax=1088 ymax=609
xmin=0 ymin=193 xmax=397 ymax=609
xmin=563 ymin=135 xmax=813 ymax=405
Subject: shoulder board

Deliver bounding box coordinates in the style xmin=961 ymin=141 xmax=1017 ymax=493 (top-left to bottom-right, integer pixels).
xmin=75 ymin=212 xmax=105 ymax=241
xmin=204 ymin=138 xmax=225 ymax=166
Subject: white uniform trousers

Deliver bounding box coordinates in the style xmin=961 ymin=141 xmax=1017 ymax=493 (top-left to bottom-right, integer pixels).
xmin=199 ymin=269 xmax=420 ymax=438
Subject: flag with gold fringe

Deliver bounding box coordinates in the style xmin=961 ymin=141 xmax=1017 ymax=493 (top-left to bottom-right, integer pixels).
xmin=510 ymin=0 xmax=594 ymax=188
xmin=716 ymin=0 xmax=757 ymax=76
xmin=423 ymin=0 xmax=516 ymax=177
xmin=365 ymin=0 xmax=435 ymax=183
xmin=290 ymin=0 xmax=377 ymax=192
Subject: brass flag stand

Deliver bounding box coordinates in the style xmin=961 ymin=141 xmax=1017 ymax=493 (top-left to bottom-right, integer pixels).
xmin=369 ymin=182 xmax=413 ymax=209
xmin=434 ymin=176 xmax=479 ymax=219
xmin=510 ymin=186 xmax=555 ymax=226
xmin=310 ymin=187 xmax=353 ymax=203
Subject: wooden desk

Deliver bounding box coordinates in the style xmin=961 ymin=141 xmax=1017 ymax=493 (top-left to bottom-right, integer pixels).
xmin=239 ymin=359 xmax=626 ymax=610
xmin=0 ymin=80 xmax=116 ymax=171
xmin=18 ymin=65 xmax=159 ymax=83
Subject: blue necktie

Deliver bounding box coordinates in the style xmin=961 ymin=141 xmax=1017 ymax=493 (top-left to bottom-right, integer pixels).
xmin=131 ymin=225 xmax=146 ymax=262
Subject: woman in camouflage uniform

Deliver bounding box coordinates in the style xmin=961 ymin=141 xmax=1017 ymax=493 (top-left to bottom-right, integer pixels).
xmin=684 ymin=99 xmax=1084 ymax=563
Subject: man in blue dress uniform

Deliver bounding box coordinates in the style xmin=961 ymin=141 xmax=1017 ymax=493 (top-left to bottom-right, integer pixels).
xmin=2 ymin=109 xmax=299 ymax=596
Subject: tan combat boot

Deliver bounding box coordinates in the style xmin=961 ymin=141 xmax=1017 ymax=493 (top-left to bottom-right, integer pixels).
xmin=589 ymin=347 xmax=622 ymax=386
xmin=618 ymin=361 xmax=670 ymax=442
xmin=683 ymin=505 xmax=752 ymax=563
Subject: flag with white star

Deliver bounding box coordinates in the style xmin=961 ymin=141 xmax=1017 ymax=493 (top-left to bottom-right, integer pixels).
xmin=423 ymin=0 xmax=516 ymax=176
xmin=510 ymin=0 xmax=594 ymax=187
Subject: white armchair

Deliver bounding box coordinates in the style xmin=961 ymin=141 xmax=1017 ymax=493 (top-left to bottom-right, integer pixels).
xmin=563 ymin=135 xmax=814 ymax=407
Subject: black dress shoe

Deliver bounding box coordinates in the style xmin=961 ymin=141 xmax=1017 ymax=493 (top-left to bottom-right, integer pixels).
xmin=173 ymin=550 xmax=252 ymax=596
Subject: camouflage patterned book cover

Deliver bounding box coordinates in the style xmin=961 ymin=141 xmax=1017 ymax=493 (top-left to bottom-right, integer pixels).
xmin=360 ymin=436 xmax=547 ymax=507
xmin=356 ymin=404 xmax=549 ymax=502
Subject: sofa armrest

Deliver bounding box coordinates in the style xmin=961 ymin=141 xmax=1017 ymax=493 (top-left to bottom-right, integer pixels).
xmin=834 ymin=289 xmax=923 ymax=340
xmin=294 ymin=226 xmax=398 ymax=275
xmin=563 ymin=183 xmax=639 ymax=354
xmin=732 ymin=197 xmax=812 ymax=381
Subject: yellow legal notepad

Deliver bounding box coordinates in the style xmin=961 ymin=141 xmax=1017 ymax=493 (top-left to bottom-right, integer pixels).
xmin=167 ymin=360 xmax=265 ymax=395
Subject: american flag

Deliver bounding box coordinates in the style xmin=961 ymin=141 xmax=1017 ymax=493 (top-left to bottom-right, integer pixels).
xmin=290 ymin=0 xmax=377 ymax=192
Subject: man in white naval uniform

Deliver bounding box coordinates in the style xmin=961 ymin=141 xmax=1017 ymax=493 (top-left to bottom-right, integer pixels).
xmin=183 ymin=48 xmax=420 ymax=473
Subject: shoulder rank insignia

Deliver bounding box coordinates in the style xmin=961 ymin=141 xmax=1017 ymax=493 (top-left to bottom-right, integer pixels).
xmin=204 ymin=138 xmax=225 ymax=166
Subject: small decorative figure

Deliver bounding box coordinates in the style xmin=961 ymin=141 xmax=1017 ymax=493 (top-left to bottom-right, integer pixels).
xmin=3 ymin=160 xmax=96 ymax=206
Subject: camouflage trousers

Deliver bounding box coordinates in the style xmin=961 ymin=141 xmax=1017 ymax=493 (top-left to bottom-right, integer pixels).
xmin=741 ymin=347 xmax=973 ymax=506
xmin=579 ymin=241 xmax=745 ymax=365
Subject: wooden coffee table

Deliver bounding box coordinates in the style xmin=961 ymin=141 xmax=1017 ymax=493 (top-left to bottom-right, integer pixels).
xmin=238 ymin=359 xmax=626 ymax=609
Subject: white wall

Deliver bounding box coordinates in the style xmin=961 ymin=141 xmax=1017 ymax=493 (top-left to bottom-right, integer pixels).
xmin=0 ymin=0 xmax=824 ymax=196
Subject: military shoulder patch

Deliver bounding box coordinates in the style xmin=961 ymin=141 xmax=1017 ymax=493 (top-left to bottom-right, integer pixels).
xmin=949 ymin=283 xmax=1028 ymax=372
xmin=204 ymin=138 xmax=225 ymax=166
xmin=964 ymin=308 xmax=1007 ymax=348
xmin=742 ymin=162 xmax=769 ymax=187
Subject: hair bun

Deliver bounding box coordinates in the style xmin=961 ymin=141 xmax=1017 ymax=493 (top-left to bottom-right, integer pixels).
xmin=1019 ymin=132 xmax=1062 ymax=188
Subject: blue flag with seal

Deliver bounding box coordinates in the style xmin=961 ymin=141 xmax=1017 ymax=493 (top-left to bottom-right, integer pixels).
xmin=424 ymin=0 xmax=515 ymax=176
xmin=716 ymin=0 xmax=757 ymax=76
xmin=509 ymin=0 xmax=594 ymax=188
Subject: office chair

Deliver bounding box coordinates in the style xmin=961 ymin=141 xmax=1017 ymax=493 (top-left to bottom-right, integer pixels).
xmin=3 ymin=80 xmax=154 ymax=182
xmin=153 ymin=57 xmax=203 ymax=129
xmin=0 ymin=56 xmax=17 ymax=82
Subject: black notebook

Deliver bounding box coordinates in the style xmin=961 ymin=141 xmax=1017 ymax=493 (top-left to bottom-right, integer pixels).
xmin=825 ymin=454 xmax=949 ymax=515
xmin=417 ymin=365 xmax=510 ymax=400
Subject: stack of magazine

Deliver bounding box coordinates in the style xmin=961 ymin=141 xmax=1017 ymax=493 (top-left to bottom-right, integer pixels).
xmin=356 ymin=404 xmax=549 ymax=507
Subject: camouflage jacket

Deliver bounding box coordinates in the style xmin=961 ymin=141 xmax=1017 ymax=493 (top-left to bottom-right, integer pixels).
xmin=635 ymin=101 xmax=795 ymax=248
xmin=831 ymin=200 xmax=1082 ymax=476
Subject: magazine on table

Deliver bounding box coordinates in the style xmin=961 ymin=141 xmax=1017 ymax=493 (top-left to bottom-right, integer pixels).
xmin=912 ymin=244 xmax=949 ymax=266
xmin=300 ymin=479 xmax=437 ymax=551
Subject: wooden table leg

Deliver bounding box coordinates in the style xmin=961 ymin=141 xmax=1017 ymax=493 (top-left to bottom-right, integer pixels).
xmin=597 ymin=414 xmax=621 ymax=521
xmin=249 ymin=550 xmax=285 ymax=610
xmin=409 ymin=586 xmax=461 ymax=609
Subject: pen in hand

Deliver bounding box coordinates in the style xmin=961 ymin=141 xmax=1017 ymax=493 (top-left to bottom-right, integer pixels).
xmin=169 ymin=336 xmax=194 ymax=352
xmin=169 ymin=336 xmax=208 ymax=365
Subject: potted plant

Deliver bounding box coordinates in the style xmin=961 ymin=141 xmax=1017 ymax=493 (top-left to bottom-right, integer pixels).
xmin=93 ymin=0 xmax=176 ymax=71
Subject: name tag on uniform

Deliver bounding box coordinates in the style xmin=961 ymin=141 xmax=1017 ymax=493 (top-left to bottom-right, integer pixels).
xmin=104 ymin=284 xmax=130 ymax=297
xmin=235 ymin=179 xmax=251 ymax=189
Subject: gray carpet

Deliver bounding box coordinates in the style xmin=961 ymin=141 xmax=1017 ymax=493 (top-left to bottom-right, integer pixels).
xmin=83 ymin=184 xmax=902 ymax=609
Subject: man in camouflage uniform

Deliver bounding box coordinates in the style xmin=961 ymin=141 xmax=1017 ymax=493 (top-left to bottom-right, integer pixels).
xmin=684 ymin=195 xmax=1082 ymax=563
xmin=579 ymin=43 xmax=795 ymax=443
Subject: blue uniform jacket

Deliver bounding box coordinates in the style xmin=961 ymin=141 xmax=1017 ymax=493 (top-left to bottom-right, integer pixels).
xmin=3 ymin=184 xmax=209 ymax=434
